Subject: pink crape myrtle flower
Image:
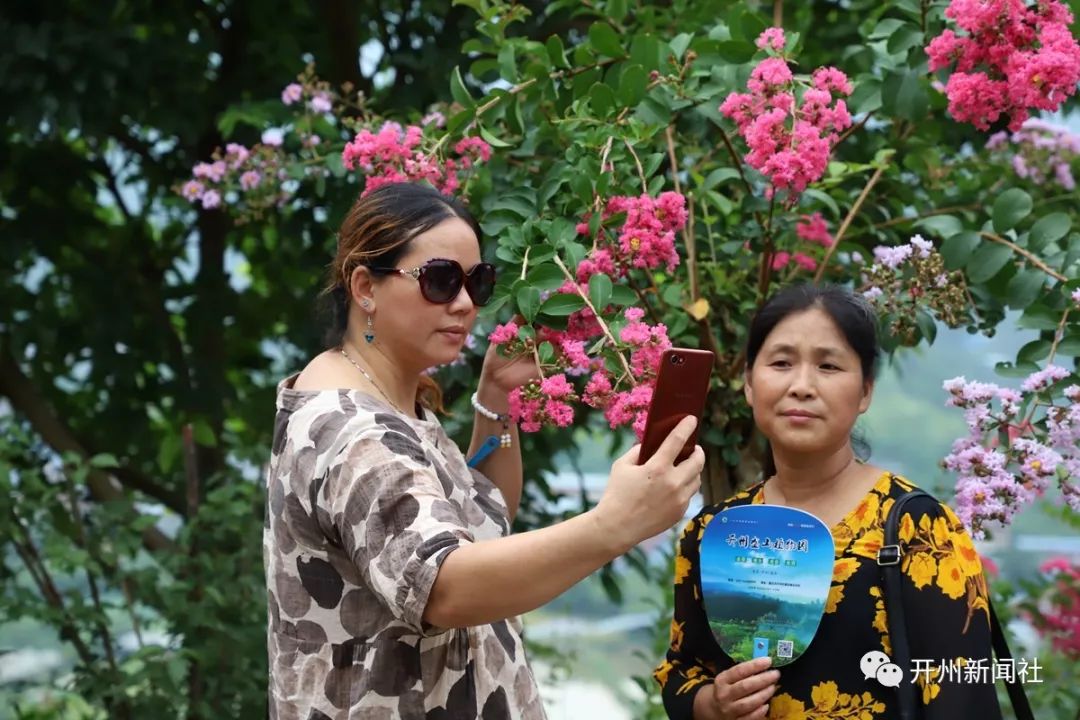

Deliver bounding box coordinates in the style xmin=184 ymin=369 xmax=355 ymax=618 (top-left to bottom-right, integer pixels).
xmin=720 ymin=28 xmax=852 ymax=202
xmin=927 ymin=0 xmax=1080 ymax=131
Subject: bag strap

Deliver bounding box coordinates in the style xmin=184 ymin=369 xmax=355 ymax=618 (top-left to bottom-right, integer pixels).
xmin=880 ymin=489 xmax=1034 ymax=720
xmin=879 ymin=489 xmax=929 ymax=720
xmin=988 ymin=601 xmax=1035 ymax=720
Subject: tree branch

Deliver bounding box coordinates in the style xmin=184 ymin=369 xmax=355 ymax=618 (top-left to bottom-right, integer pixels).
xmin=552 ymin=255 xmax=636 ymax=385
xmin=814 ymin=164 xmax=888 ymax=282
xmin=0 ymin=343 xmax=177 ymax=553
xmin=979 ymin=232 xmax=1068 ymax=282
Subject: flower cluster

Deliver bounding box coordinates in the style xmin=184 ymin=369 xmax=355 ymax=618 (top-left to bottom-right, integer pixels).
xmin=493 ymin=306 xmax=673 ymax=438
xmin=986 ymin=118 xmax=1080 ymax=190
xmin=941 ymin=374 xmax=1080 ymax=538
xmin=178 ymin=69 xmax=490 ymax=217
xmin=341 ymin=123 xmax=491 ymax=196
xmin=772 ymin=212 xmax=834 ymax=272
xmin=861 ymin=235 xmax=970 ymax=342
xmin=926 ymin=0 xmax=1080 ymax=131
xmin=508 ymin=374 xmax=579 ymax=432
xmin=179 ymin=141 xmax=296 ymax=221
xmin=575 ymin=192 xmax=687 ymax=283
xmin=720 ymin=28 xmax=853 ymax=203
xmin=1026 ymin=556 xmax=1080 ymax=659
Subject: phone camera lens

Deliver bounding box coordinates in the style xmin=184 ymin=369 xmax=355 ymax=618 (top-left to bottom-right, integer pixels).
xmin=671 ymin=355 xmax=684 ymax=365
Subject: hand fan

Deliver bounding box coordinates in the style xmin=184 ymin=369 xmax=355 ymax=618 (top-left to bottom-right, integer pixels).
xmin=698 ymin=504 xmax=834 ymax=666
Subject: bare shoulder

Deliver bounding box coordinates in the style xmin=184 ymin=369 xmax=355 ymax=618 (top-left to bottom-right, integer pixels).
xmin=292 ymin=350 xmax=359 ymax=391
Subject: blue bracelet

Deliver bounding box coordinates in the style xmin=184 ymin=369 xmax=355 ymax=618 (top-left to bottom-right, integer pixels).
xmin=466 ymin=435 xmax=501 ymax=468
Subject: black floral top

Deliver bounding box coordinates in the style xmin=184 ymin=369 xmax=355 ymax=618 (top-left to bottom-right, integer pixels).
xmin=654 ymin=472 xmax=1003 ymax=719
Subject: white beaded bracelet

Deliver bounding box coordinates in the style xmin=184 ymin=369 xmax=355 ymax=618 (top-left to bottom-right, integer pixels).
xmin=471 ymin=392 xmax=513 ymax=448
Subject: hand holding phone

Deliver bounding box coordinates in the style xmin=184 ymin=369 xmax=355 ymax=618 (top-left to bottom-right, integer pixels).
xmin=638 ymin=348 xmax=715 ymax=465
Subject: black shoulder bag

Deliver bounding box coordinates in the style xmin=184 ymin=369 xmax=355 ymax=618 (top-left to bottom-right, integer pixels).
xmin=878 ymin=489 xmax=1035 ymax=720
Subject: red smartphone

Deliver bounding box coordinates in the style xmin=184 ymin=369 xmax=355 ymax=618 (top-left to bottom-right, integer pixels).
xmin=637 ymin=348 xmax=715 ymax=465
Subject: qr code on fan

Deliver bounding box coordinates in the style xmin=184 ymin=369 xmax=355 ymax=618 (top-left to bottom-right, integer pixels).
xmin=777 ymin=640 xmax=794 ymax=658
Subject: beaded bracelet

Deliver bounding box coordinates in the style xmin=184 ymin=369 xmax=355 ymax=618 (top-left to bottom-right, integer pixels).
xmin=471 ymin=391 xmax=512 ymax=448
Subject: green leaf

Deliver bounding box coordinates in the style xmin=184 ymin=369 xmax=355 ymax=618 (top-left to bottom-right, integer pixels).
xmin=940 ymin=231 xmax=981 ymax=270
xmin=618 ymin=64 xmax=647 ymax=107
xmin=588 ymin=82 xmax=616 ymax=117
xmin=992 ymin=188 xmax=1033 ymax=233
xmin=89 ymin=453 xmax=119 ymax=469
xmin=886 ymin=24 xmax=923 ymax=55
xmin=966 ymin=242 xmax=1013 ymax=283
xmin=715 ymin=41 xmax=757 ymax=64
xmin=670 ymin=33 xmax=693 ymax=60
xmin=490 ymin=196 xmax=535 ymax=219
xmin=538 ymin=341 xmax=555 ymax=364
xmin=516 ymin=286 xmax=542 ymax=322
xmin=848 ymin=79 xmax=882 ymax=114
xmin=994 ymin=361 xmax=1041 ymax=379
xmin=636 ymin=96 xmax=671 ymax=125
xmin=1028 ymin=212 xmax=1071 ymax=249
xmin=527 ymin=263 xmax=566 ymax=291
xmin=1017 ymin=339 xmax=1052 ymax=364
xmin=869 ymin=18 xmax=906 ymax=40
xmin=589 ymin=22 xmax=624 ymax=58
xmin=498 ymin=44 xmax=517 ymax=82
xmin=882 ymin=70 xmax=928 ymax=121
xmin=915 ymin=310 xmax=937 ymax=344
xmin=546 ymin=35 xmax=570 ymax=69
xmin=801 ymin=189 xmax=839 ymax=218
xmin=589 ymin=273 xmax=613 ymax=310
xmin=478 ymin=125 xmax=513 ymax=148
xmin=539 ymin=293 xmax=587 ymax=316
xmin=609 ymin=284 xmax=638 ymax=306
xmin=702 ymin=167 xmax=741 ymax=190
xmin=1006 ymin=268 xmax=1045 ymax=309
xmin=915 ymin=214 xmax=962 ymax=239
xmin=1017 ymin=304 xmax=1062 ymax=330
xmin=564 ymin=242 xmax=588 ymax=268
xmin=1058 ymin=335 xmax=1080 ymax=356
xmin=450 ymin=66 xmax=474 ymax=107
xmin=607 ymin=0 xmax=629 ymax=21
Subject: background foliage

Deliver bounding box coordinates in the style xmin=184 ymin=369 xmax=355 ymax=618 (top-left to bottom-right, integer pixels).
xmin=3 ymin=0 xmax=1079 ymax=717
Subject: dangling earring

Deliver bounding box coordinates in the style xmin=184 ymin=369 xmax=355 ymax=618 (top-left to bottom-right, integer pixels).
xmin=361 ymin=301 xmax=375 ymax=343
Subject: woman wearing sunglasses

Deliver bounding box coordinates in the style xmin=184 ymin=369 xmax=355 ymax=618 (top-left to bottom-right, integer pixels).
xmin=265 ymin=182 xmax=705 ymax=719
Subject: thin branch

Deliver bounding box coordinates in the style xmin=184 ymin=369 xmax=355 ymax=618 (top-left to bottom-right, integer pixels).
xmin=0 ymin=343 xmax=176 ymax=553
xmin=838 ymin=111 xmax=874 ymax=145
xmin=475 ymin=58 xmax=619 ymax=117
xmin=99 ymin=159 xmax=135 ymax=224
xmin=665 ymin=126 xmax=681 ymax=195
xmin=814 ymin=163 xmax=889 ymax=282
xmin=552 ymin=255 xmax=636 ymax=385
xmin=717 ymin=125 xmax=754 ymax=197
xmin=1047 ymin=309 xmax=1072 ymax=365
xmin=686 ymin=192 xmax=697 ymax=300
xmin=9 ymin=511 xmax=96 ymax=665
xmin=623 ymin=139 xmax=648 ymax=192
xmin=872 ymin=204 xmax=980 ymax=230
xmin=61 ymin=464 xmax=120 ymax=677
xmin=531 ymin=342 xmax=547 ymax=381
xmin=979 ymin=232 xmax=1068 ymax=282
xmin=773 ymin=0 xmax=783 ymax=26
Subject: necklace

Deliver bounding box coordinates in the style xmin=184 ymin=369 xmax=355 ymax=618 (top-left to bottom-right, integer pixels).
xmin=339 ymin=346 xmax=411 ymax=417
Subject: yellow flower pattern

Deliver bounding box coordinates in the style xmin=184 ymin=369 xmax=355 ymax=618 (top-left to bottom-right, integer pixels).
xmin=654 ymin=472 xmax=1002 ymax=719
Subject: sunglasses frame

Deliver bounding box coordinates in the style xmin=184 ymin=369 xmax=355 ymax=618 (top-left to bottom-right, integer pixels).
xmin=368 ymin=258 xmax=497 ymax=306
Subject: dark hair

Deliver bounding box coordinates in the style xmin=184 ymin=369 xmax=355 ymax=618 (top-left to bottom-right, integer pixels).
xmin=746 ymin=283 xmax=880 ymax=479
xmin=321 ymin=182 xmax=482 ymax=410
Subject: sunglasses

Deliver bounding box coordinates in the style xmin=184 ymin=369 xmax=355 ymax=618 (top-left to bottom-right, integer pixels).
xmin=368 ymin=258 xmax=497 ymax=306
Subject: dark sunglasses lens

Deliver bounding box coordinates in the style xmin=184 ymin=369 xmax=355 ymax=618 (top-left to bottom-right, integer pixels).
xmin=466 ymin=264 xmax=496 ymax=306
xmin=419 ymin=260 xmax=464 ymax=303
